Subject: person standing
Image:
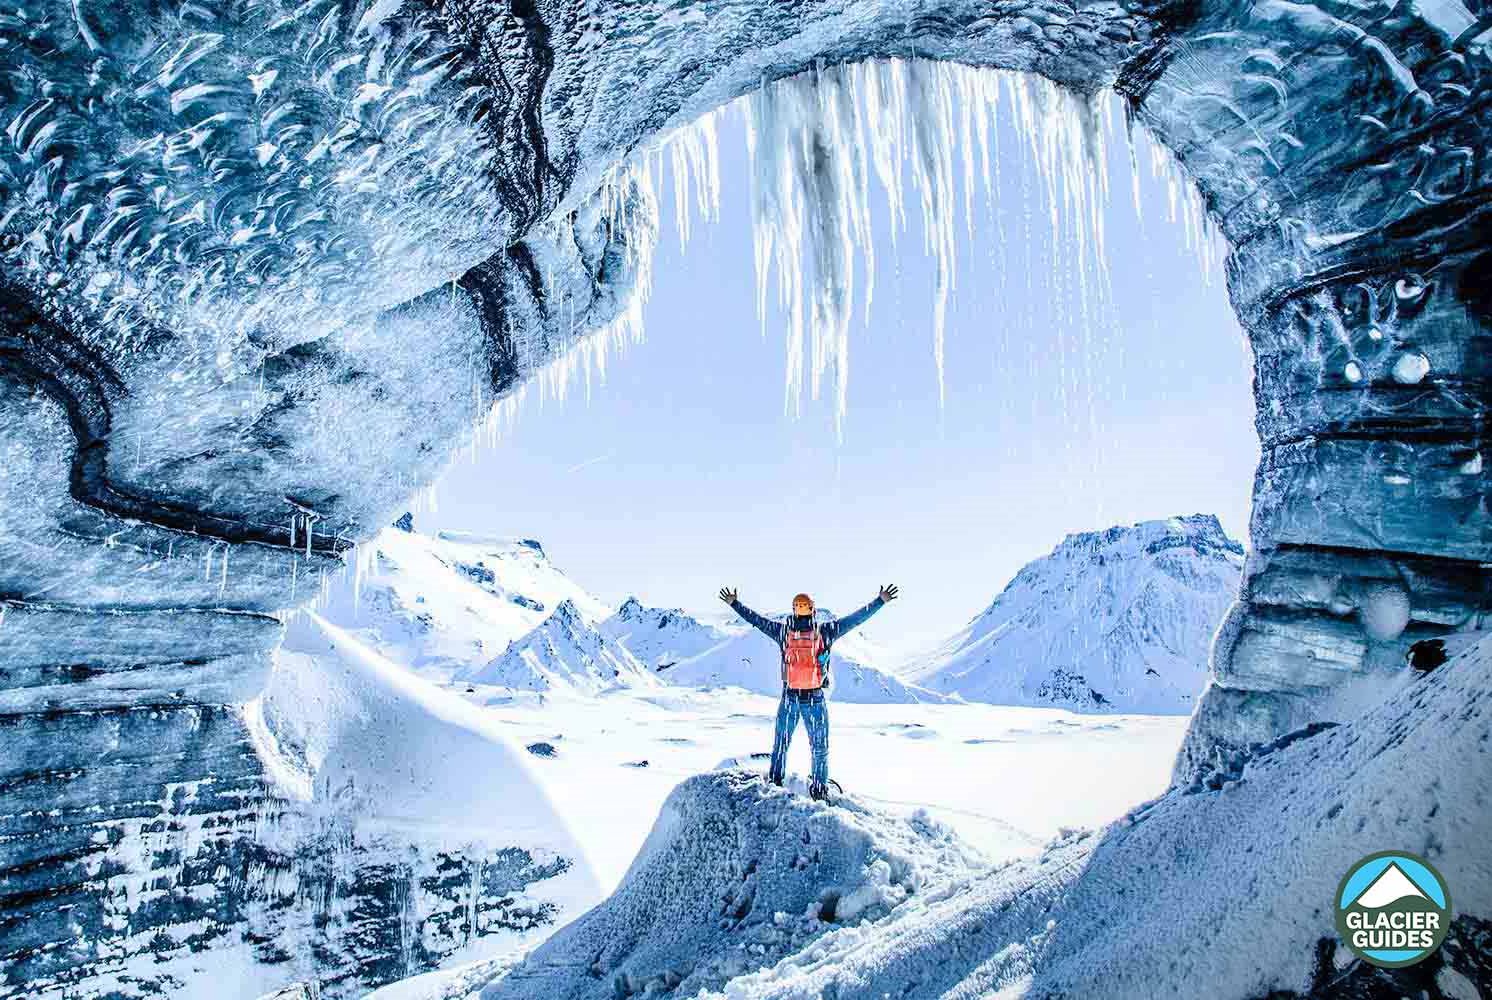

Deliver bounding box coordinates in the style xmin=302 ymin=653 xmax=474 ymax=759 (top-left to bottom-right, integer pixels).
xmin=718 ymin=585 xmax=899 ymax=801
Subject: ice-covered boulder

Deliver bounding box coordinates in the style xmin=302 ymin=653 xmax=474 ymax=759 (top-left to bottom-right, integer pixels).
xmin=479 ymin=771 xmax=985 ymax=1000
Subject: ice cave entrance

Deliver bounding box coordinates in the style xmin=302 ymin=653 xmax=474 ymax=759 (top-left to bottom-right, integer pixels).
xmin=431 ymin=61 xmax=1258 ymax=647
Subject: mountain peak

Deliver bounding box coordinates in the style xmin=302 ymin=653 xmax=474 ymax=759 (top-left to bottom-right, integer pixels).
xmin=548 ymin=598 xmax=584 ymax=626
xmin=1055 ymin=514 xmax=1239 ymax=556
xmin=919 ymin=515 xmax=1244 ymax=714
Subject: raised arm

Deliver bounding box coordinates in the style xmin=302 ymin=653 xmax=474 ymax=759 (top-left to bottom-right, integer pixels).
xmin=719 ymin=588 xmax=783 ymax=642
xmin=829 ymin=584 xmax=899 ymax=638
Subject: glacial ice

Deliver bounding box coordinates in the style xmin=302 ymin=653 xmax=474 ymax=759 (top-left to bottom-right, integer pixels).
xmin=1 ymin=0 xmax=1488 ymax=995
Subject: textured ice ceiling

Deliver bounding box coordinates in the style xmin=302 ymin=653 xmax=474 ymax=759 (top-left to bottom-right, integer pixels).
xmin=1 ymin=0 xmax=1488 ymax=995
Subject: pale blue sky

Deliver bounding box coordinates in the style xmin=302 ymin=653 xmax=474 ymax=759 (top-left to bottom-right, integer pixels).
xmin=426 ymin=98 xmax=1258 ymax=656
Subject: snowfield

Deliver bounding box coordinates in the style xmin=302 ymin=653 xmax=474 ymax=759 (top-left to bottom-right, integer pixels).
xmin=249 ymin=521 xmax=1470 ymax=1000
xmin=458 ymin=685 xmax=1186 ymax=887
xmin=307 ymin=526 xmax=1490 ymax=1000
xmin=263 ymin=523 xmax=1201 ymax=999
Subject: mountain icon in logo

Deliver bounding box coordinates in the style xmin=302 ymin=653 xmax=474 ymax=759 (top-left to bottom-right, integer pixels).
xmin=1353 ymin=862 xmax=1430 ymax=909
xmin=1336 ymin=852 xmax=1452 ymax=968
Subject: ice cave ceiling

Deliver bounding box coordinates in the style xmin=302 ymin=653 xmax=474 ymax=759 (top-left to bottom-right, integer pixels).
xmin=0 ymin=0 xmax=1488 ymax=995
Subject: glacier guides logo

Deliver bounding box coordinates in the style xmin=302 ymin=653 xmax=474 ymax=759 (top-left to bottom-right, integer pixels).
xmin=1335 ymin=851 xmax=1452 ymax=968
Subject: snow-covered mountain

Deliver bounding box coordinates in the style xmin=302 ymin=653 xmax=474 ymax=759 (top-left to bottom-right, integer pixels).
xmin=601 ymin=598 xmax=949 ymax=704
xmin=600 ymin=597 xmax=733 ymax=669
xmin=462 ymin=599 xmax=659 ymax=693
xmin=914 ymin=515 xmax=1244 ymax=714
xmin=313 ymin=525 xmax=935 ymax=703
xmin=314 ymin=524 xmax=612 ymax=682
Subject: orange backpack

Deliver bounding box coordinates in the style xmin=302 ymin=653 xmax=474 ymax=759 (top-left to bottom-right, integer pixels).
xmin=783 ymin=626 xmax=827 ymax=689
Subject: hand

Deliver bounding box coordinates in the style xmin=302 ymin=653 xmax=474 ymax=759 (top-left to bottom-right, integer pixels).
xmin=879 ymin=584 xmax=899 ymax=603
xmin=719 ymin=587 xmax=738 ymax=605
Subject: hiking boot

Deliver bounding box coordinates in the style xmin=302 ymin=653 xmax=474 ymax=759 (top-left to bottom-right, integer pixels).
xmin=808 ymin=782 xmax=830 ymax=803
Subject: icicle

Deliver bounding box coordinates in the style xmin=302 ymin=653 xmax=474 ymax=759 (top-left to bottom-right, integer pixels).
xmin=739 ymin=60 xmax=1134 ymax=426
xmin=465 ymin=57 xmax=1218 ymax=459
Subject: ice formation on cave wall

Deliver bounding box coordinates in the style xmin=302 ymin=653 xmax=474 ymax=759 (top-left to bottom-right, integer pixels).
xmin=522 ymin=58 xmax=1219 ymax=436
xmin=1 ymin=0 xmax=1487 ymax=996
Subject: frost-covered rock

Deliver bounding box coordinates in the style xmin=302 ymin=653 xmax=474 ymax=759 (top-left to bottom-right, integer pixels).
xmin=478 ymin=771 xmax=984 ymax=1000
xmin=916 ymin=514 xmax=1244 ymax=713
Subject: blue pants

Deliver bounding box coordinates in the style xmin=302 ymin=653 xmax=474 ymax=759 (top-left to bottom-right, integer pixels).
xmin=770 ymin=688 xmax=829 ymax=788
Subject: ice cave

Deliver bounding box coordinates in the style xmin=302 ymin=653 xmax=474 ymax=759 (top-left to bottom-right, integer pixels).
xmin=0 ymin=1 xmax=1487 ymax=998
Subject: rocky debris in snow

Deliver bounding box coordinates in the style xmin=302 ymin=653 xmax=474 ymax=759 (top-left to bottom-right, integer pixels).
xmin=258 ymin=985 xmax=321 ymax=1000
xmin=1255 ymin=916 xmax=1492 ymax=1000
xmin=1180 ymin=720 xmax=1342 ymax=795
xmin=1409 ymin=638 xmax=1451 ymax=673
xmin=526 ymin=741 xmax=559 ymax=758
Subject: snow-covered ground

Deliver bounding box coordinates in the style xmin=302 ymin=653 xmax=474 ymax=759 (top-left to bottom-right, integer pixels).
xmin=386 ymin=634 xmax=1490 ymax=1000
xmin=352 ymin=682 xmax=1187 ymax=1000
xmin=458 ymin=685 xmax=1186 ymax=888
xmin=312 ymin=522 xmax=1488 ymax=1000
xmin=274 ymin=519 xmax=1235 ymax=997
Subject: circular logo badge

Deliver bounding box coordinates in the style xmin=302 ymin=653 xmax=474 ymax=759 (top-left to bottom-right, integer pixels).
xmin=1335 ymin=851 xmax=1452 ymax=968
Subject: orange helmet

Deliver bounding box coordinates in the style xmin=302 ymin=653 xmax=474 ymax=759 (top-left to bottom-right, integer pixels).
xmin=792 ymin=593 xmax=814 ymax=611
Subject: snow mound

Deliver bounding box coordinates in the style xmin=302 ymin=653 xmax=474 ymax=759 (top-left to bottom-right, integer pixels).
xmin=265 ymin=612 xmax=601 ymax=859
xmin=478 ymin=771 xmax=986 ymax=1000
xmin=673 ymin=636 xmax=1492 ymax=999
xmin=604 ymin=599 xmax=950 ymax=704
xmin=916 ymin=514 xmax=1243 ymax=713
